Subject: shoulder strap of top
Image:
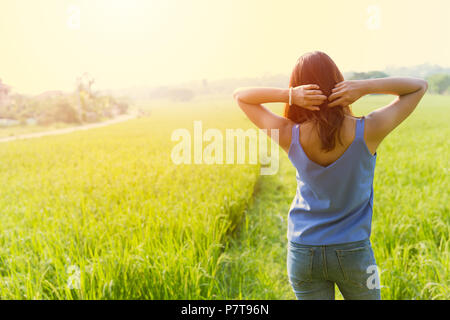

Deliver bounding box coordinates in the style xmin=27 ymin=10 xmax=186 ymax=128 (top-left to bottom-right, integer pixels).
xmin=355 ymin=116 xmax=365 ymax=139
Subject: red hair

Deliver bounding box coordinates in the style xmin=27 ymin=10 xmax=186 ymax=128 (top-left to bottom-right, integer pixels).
xmin=284 ymin=51 xmax=358 ymax=152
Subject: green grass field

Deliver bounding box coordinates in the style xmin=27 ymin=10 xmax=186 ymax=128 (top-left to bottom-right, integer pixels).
xmin=0 ymin=94 xmax=448 ymax=299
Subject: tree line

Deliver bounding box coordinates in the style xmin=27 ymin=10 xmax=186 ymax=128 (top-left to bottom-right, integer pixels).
xmin=349 ymin=71 xmax=450 ymax=95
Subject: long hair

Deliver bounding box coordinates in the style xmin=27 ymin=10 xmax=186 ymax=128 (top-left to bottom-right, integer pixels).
xmin=284 ymin=51 xmax=357 ymax=152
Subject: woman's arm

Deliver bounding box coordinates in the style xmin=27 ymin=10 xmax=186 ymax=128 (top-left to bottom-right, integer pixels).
xmin=233 ymin=86 xmax=326 ymax=151
xmin=361 ymin=77 xmax=428 ymax=96
xmin=328 ymin=77 xmax=428 ymax=153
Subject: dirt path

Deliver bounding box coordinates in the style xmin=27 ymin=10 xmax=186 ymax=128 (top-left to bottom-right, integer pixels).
xmin=0 ymin=114 xmax=137 ymax=143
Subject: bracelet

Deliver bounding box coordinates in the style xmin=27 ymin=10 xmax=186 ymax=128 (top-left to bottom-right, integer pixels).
xmin=289 ymin=87 xmax=293 ymax=106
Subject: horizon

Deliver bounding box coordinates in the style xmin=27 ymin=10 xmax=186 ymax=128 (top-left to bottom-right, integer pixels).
xmin=4 ymin=62 xmax=447 ymax=97
xmin=1 ymin=0 xmax=449 ymax=95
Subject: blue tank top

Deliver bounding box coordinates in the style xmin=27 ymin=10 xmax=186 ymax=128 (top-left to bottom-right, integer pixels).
xmin=287 ymin=116 xmax=377 ymax=245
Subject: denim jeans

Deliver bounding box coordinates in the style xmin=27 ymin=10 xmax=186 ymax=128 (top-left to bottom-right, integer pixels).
xmin=287 ymin=238 xmax=381 ymax=300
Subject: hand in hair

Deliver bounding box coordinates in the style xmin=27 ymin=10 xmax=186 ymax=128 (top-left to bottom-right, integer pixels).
xmin=292 ymin=84 xmax=327 ymax=111
xmin=328 ymin=80 xmax=365 ymax=108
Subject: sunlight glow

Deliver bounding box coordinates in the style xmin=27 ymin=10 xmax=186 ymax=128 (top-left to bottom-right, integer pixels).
xmin=0 ymin=0 xmax=448 ymax=94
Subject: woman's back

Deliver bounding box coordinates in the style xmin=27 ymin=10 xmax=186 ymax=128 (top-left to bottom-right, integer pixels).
xmin=288 ymin=116 xmax=377 ymax=245
xmin=297 ymin=115 xmax=376 ymax=168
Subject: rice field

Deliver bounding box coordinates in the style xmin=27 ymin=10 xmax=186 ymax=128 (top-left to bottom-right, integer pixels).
xmin=0 ymin=99 xmax=260 ymax=299
xmin=0 ymin=94 xmax=448 ymax=299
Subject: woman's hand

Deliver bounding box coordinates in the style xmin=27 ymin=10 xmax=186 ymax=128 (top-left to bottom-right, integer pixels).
xmin=292 ymin=84 xmax=327 ymax=111
xmin=328 ymin=80 xmax=366 ymax=108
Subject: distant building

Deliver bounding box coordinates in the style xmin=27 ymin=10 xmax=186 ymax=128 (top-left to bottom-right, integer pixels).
xmin=26 ymin=118 xmax=37 ymax=126
xmin=0 ymin=118 xmax=19 ymax=126
xmin=0 ymin=79 xmax=11 ymax=108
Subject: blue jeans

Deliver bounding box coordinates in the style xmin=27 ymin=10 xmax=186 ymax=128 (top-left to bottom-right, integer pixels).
xmin=287 ymin=238 xmax=381 ymax=300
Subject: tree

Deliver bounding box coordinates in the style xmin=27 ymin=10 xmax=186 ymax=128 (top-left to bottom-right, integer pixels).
xmin=55 ymin=102 xmax=80 ymax=123
xmin=349 ymin=71 xmax=389 ymax=80
xmin=168 ymin=88 xmax=194 ymax=102
xmin=117 ymin=102 xmax=129 ymax=114
xmin=426 ymin=73 xmax=450 ymax=95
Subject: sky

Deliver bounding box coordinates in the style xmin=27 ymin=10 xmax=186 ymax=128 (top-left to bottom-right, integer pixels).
xmin=0 ymin=0 xmax=449 ymax=94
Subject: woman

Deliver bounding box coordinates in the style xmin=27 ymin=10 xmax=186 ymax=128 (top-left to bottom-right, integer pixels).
xmin=233 ymin=51 xmax=428 ymax=300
